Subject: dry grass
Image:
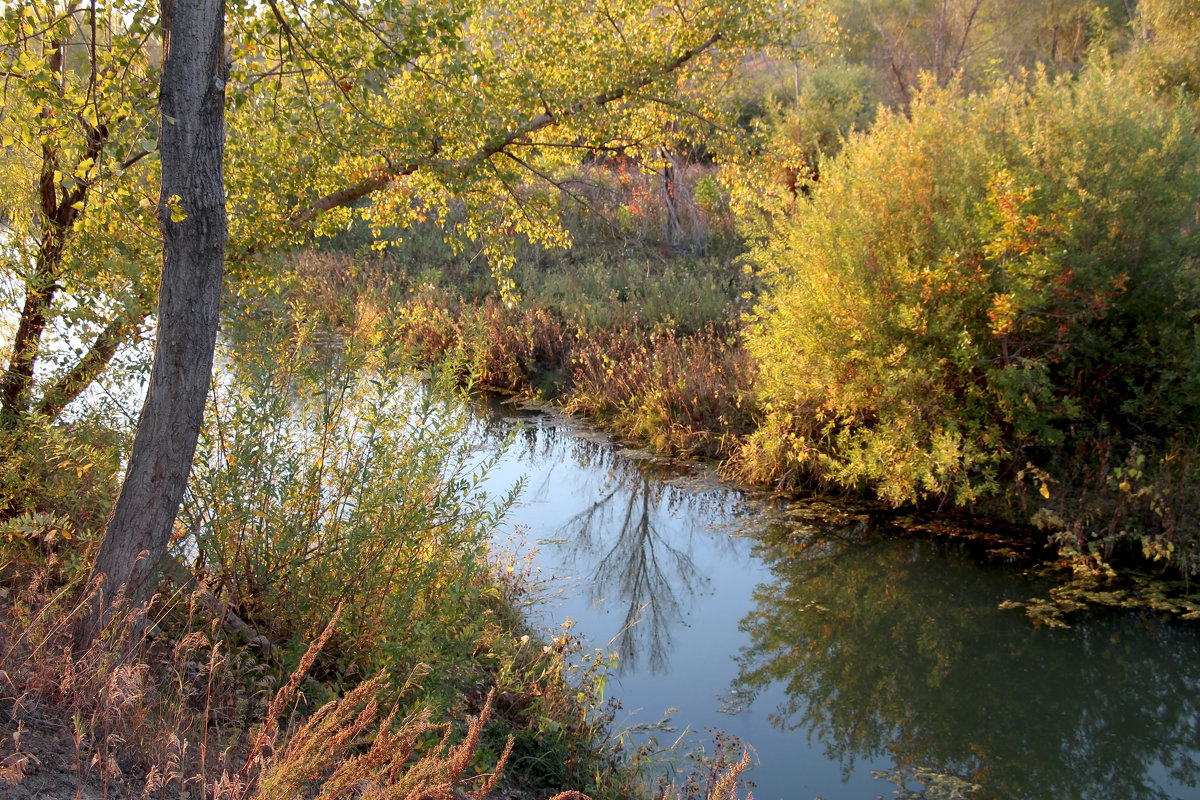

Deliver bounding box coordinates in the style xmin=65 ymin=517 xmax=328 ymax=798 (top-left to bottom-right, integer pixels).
xmin=566 ymin=323 xmax=756 ymax=459
xmin=0 ymin=572 xmax=754 ymax=800
xmin=370 ymin=287 xmax=758 ymax=462
xmin=0 ymin=577 xmax=515 ymax=800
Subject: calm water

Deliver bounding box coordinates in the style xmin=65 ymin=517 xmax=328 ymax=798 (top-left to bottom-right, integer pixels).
xmin=472 ymin=399 xmax=1200 ymax=800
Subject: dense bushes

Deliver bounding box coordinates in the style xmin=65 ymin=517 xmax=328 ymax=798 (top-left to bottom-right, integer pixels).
xmin=1130 ymin=0 xmax=1200 ymax=94
xmin=182 ymin=321 xmax=517 ymax=691
xmin=741 ymin=68 xmax=1200 ymax=566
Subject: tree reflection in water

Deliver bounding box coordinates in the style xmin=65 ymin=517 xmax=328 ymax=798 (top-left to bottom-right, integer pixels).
xmin=555 ymin=437 xmax=738 ymax=673
xmin=556 ymin=469 xmax=701 ymax=673
xmin=735 ymin=520 xmax=1200 ymax=800
xmin=484 ymin=405 xmax=739 ymax=675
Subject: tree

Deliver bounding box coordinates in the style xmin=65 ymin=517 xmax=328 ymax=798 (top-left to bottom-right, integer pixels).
xmin=0 ymin=1 xmax=160 ymax=439
xmin=74 ymin=0 xmax=228 ymax=650
xmin=63 ymin=0 xmax=810 ymax=650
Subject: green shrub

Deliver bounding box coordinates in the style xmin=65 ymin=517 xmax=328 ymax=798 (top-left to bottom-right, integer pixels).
xmin=182 ymin=320 xmax=517 ymax=691
xmin=766 ymin=60 xmax=881 ymax=190
xmin=743 ymin=68 xmax=1200 ymax=561
xmin=0 ymin=414 xmax=124 ymax=579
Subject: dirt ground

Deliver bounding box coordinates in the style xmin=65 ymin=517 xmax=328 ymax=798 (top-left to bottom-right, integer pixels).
xmin=2 ymin=697 xmax=131 ymax=800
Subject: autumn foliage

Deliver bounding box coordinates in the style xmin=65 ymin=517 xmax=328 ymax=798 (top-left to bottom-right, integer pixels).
xmin=741 ymin=67 xmax=1200 ymax=568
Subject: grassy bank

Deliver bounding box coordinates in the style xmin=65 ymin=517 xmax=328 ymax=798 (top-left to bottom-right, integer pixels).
xmin=284 ymin=242 xmax=760 ymax=464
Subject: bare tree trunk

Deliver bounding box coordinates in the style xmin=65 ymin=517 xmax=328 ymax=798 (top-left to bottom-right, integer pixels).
xmin=660 ymin=148 xmax=685 ymax=250
xmin=934 ymin=0 xmax=947 ymax=86
xmin=1 ymin=261 xmax=58 ymax=428
xmin=75 ymin=0 xmax=227 ymax=653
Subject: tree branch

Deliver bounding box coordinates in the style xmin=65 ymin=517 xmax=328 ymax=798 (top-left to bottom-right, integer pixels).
xmin=288 ymin=31 xmax=724 ymax=226
xmin=288 ymin=166 xmax=415 ymax=224
xmin=34 ymin=313 xmax=144 ymax=421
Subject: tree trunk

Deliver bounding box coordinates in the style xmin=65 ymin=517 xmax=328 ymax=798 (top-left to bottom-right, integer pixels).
xmin=75 ymin=0 xmax=227 ymax=653
xmin=660 ymin=148 xmax=685 ymax=251
xmin=0 ymin=260 xmax=58 ymax=428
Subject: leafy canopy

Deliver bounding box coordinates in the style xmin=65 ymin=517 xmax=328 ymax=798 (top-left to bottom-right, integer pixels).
xmin=1 ymin=0 xmax=810 ymax=435
xmin=0 ymin=0 xmax=161 ymax=413
xmin=223 ymin=0 xmax=811 ymax=290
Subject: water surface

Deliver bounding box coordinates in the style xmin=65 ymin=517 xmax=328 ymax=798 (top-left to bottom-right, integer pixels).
xmin=474 ymin=399 xmax=1200 ymax=800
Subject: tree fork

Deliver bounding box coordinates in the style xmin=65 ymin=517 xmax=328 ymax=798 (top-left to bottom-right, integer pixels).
xmin=0 ymin=116 xmax=108 ymax=429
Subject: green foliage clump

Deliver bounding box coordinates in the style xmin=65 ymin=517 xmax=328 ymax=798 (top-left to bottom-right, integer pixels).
xmin=765 ymin=60 xmax=881 ymax=189
xmin=742 ymin=68 xmax=1200 ymax=566
xmin=0 ymin=415 xmax=124 ymax=579
xmin=182 ymin=319 xmax=516 ymax=693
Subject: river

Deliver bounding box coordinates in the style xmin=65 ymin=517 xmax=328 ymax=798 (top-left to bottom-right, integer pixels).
xmin=470 ymin=397 xmax=1200 ymax=800
xmin=94 ymin=325 xmax=1200 ymax=800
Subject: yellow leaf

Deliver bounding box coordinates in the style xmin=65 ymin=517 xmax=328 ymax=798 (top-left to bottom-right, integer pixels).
xmin=166 ymin=194 xmax=188 ymax=223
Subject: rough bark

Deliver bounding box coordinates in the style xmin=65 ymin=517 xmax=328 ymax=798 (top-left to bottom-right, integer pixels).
xmin=75 ymin=0 xmax=227 ymax=653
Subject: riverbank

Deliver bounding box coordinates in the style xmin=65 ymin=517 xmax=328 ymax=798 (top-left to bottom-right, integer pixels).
xmin=0 ymin=573 xmax=699 ymax=800
xmin=412 ymin=383 xmax=1200 ymax=800
xmin=0 ymin=310 xmax=751 ymax=800
xmin=277 ymin=243 xmax=1200 ymax=625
